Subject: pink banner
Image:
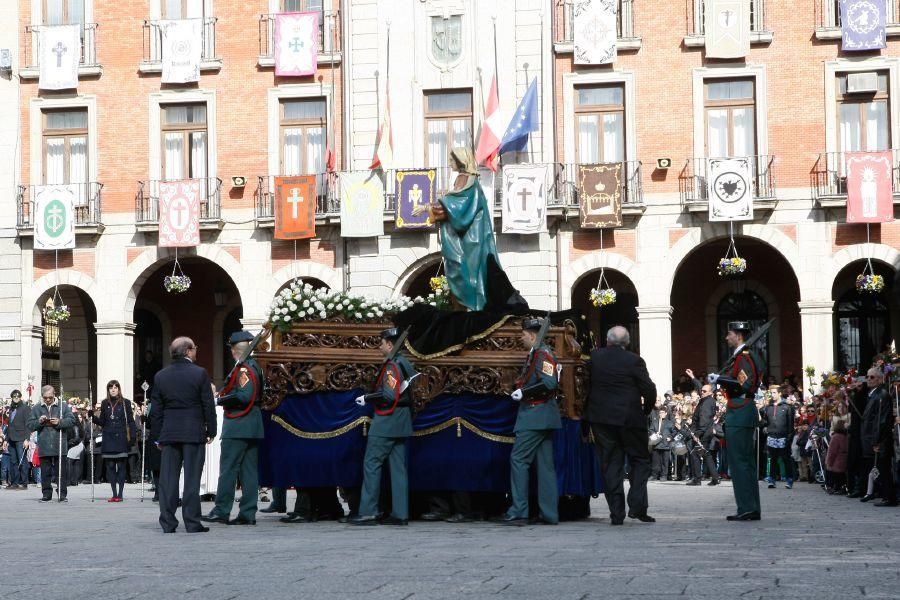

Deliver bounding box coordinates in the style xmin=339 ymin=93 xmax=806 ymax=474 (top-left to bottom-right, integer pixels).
xmin=158 ymin=180 xmax=201 ymax=247
xmin=275 ymin=12 xmax=319 ymax=77
xmin=846 ymin=151 xmax=894 ymax=224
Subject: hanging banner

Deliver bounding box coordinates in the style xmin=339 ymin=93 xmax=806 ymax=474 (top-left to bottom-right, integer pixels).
xmin=573 ymin=0 xmax=617 ymax=65
xmin=275 ymin=12 xmax=319 ymax=77
xmin=707 ymin=157 xmax=754 ymax=222
xmin=275 ymin=175 xmax=317 ymax=240
xmin=33 ymin=184 xmax=77 ymax=250
xmin=578 ymin=163 xmax=622 ymax=229
xmin=340 ymin=172 xmax=384 ymax=238
xmin=841 ymin=0 xmax=887 ymax=52
xmin=846 ymin=151 xmax=894 ymax=223
xmin=704 ymin=0 xmax=751 ymax=59
xmin=158 ymin=180 xmax=201 ymax=247
xmin=160 ymin=19 xmax=202 ymax=84
xmin=395 ymin=169 xmax=435 ymax=229
xmin=39 ymin=24 xmax=80 ymax=90
xmin=501 ymin=164 xmax=548 ymax=234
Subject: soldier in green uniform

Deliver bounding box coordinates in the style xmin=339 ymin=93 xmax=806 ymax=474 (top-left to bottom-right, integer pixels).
xmin=202 ymin=331 xmax=264 ymax=526
xmin=712 ymin=321 xmax=764 ymax=521
xmin=349 ymin=328 xmax=417 ymax=526
xmin=497 ymin=318 xmax=562 ymax=526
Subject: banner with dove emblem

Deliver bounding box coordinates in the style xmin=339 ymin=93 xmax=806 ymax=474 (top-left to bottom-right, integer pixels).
xmin=158 ymin=180 xmax=201 ymax=247
xmin=578 ymin=164 xmax=622 ymax=229
xmin=501 ymin=164 xmax=548 ymax=234
xmin=841 ymin=0 xmax=887 ymax=51
xmin=707 ymin=157 xmax=753 ymax=222
xmin=160 ymin=19 xmax=202 ymax=84
xmin=275 ymin=175 xmax=317 ymax=240
xmin=573 ymin=0 xmax=617 ymax=65
xmin=846 ymin=151 xmax=894 ymax=223
xmin=275 ymin=12 xmax=319 ymax=77
xmin=704 ymin=0 xmax=751 ymax=59
xmin=34 ymin=184 xmax=77 ymax=250
xmin=395 ymin=169 xmax=435 ymax=229
xmin=39 ymin=24 xmax=80 ymax=90
xmin=340 ymin=172 xmax=384 ymax=238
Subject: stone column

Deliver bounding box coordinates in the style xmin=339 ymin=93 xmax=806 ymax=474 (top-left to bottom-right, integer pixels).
xmin=636 ymin=305 xmax=673 ymax=394
xmin=798 ymin=300 xmax=835 ymax=375
xmin=95 ymin=322 xmax=136 ymax=400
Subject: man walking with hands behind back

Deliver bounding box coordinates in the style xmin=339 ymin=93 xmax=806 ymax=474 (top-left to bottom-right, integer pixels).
xmin=151 ymin=337 xmax=217 ymax=533
xmin=584 ymin=326 xmax=657 ymax=525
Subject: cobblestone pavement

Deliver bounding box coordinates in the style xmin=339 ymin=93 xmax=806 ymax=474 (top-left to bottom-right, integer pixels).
xmin=2 ymin=478 xmax=898 ymax=600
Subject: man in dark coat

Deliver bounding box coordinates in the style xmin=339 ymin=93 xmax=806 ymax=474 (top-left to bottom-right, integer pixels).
xmin=150 ymin=336 xmax=217 ymax=533
xmin=687 ymin=383 xmax=721 ymax=486
xmin=860 ymin=368 xmax=897 ymax=506
xmin=27 ymin=385 xmax=75 ymax=501
xmin=5 ymin=389 xmax=32 ymax=490
xmin=584 ymin=326 xmax=657 ymax=525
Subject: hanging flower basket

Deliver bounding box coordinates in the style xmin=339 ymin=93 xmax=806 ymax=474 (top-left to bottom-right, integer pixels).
xmin=855 ymin=273 xmax=884 ymax=294
xmin=429 ymin=276 xmax=448 ymax=295
xmin=589 ymin=269 xmax=617 ymax=307
xmin=717 ymin=257 xmax=747 ymax=277
xmin=43 ymin=303 xmax=71 ymax=324
xmin=164 ymin=258 xmax=191 ymax=293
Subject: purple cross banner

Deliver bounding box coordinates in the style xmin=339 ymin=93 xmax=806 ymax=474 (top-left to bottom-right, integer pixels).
xmin=841 ymin=0 xmax=887 ymax=52
xmin=395 ymin=169 xmax=436 ymax=229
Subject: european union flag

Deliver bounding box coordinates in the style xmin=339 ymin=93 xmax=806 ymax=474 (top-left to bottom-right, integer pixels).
xmin=499 ymin=78 xmax=538 ymax=154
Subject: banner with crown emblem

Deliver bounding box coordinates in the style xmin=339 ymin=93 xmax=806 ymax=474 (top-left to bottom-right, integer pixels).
xmin=841 ymin=0 xmax=887 ymax=51
xmin=395 ymin=169 xmax=435 ymax=229
xmin=340 ymin=172 xmax=384 ymax=237
xmin=160 ymin=19 xmax=202 ymax=84
xmin=275 ymin=12 xmax=319 ymax=77
xmin=501 ymin=164 xmax=548 ymax=234
xmin=578 ymin=164 xmax=622 ymax=228
xmin=38 ymin=24 xmax=80 ymax=90
xmin=846 ymin=151 xmax=894 ymax=223
xmin=34 ymin=184 xmax=77 ymax=250
xmin=158 ymin=180 xmax=201 ymax=247
xmin=707 ymin=157 xmax=753 ymax=222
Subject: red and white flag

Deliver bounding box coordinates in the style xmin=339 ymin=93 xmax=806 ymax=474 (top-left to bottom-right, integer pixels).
xmin=275 ymin=12 xmax=319 ymax=77
xmin=370 ymin=89 xmax=393 ymax=170
xmin=158 ymin=180 xmax=201 ymax=247
xmin=846 ymin=151 xmax=894 ymax=224
xmin=475 ymin=75 xmax=502 ymax=172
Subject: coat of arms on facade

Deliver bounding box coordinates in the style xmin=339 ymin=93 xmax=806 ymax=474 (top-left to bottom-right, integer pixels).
xmin=430 ymin=15 xmax=463 ymax=69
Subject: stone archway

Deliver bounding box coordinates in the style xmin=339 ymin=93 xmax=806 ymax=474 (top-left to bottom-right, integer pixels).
xmin=571 ymin=268 xmax=640 ymax=352
xmin=395 ymin=253 xmax=442 ymax=300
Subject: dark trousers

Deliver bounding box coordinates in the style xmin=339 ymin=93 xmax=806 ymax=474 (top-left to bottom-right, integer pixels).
xmin=105 ymin=456 xmax=127 ymax=498
xmin=724 ymin=425 xmax=760 ymax=515
xmin=211 ymin=438 xmax=259 ymax=521
xmin=846 ymin=435 xmax=863 ymax=492
xmin=875 ymin=447 xmax=897 ymax=502
xmin=67 ymin=458 xmax=80 ymax=486
xmin=158 ymin=442 xmax=206 ymax=533
xmin=651 ymin=449 xmax=671 ymax=479
xmin=7 ymin=442 xmax=28 ymax=486
xmin=590 ymin=423 xmax=650 ymax=520
xmin=690 ymin=445 xmax=720 ymax=482
xmin=39 ymin=456 xmax=67 ymax=500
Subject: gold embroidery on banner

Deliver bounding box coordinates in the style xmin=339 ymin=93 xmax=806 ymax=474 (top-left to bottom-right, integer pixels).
xmin=272 ymin=415 xmax=371 ymax=439
xmin=272 ymin=414 xmax=515 ymax=444
xmin=403 ymin=314 xmax=514 ymax=360
xmin=411 ymin=417 xmax=515 ymax=444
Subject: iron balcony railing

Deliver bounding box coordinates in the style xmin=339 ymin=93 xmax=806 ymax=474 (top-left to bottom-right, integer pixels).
xmin=680 ymin=155 xmax=776 ymax=204
xmin=813 ymin=150 xmax=900 ymax=199
xmin=556 ymin=161 xmax=644 ymax=210
xmin=557 ymin=0 xmax=634 ymax=42
xmin=688 ymin=0 xmax=769 ymax=35
xmin=24 ymin=22 xmax=99 ymax=69
xmin=259 ymin=10 xmax=341 ymax=58
xmin=17 ymin=182 xmax=103 ymax=228
xmin=817 ymin=0 xmax=900 ymax=28
xmin=142 ymin=18 xmax=218 ymax=65
xmin=135 ymin=177 xmax=222 ymax=223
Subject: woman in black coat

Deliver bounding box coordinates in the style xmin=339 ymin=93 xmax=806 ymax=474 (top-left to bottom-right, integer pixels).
xmin=90 ymin=380 xmax=137 ymax=501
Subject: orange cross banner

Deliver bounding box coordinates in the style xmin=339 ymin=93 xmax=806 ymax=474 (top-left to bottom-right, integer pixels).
xmin=275 ymin=175 xmax=317 ymax=240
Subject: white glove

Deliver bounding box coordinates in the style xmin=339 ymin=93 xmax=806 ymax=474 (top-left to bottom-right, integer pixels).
xmin=511 ymin=389 xmax=523 ymax=402
xmin=355 ymin=396 xmax=366 ymax=407
xmin=707 ymin=373 xmax=719 ymax=384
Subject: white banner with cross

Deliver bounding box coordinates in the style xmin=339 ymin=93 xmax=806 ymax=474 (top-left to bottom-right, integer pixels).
xmin=39 ymin=24 xmax=80 ymax=90
xmin=34 ymin=184 xmax=77 ymax=250
xmin=501 ymin=164 xmax=548 ymax=234
xmin=158 ymin=180 xmax=201 ymax=247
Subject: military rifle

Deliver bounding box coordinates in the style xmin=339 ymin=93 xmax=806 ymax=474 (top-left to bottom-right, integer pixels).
xmin=222 ymin=329 xmax=266 ymax=390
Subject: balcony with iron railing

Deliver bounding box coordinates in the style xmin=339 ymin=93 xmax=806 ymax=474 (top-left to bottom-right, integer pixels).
xmin=679 ymin=155 xmax=776 ymax=210
xmin=21 ymin=23 xmax=101 ymax=79
xmin=816 ymin=0 xmax=900 ymax=39
xmin=258 ymin=10 xmax=342 ymax=68
xmin=254 ymin=162 xmax=644 ymax=225
xmin=813 ymin=150 xmax=900 ymax=207
xmin=684 ymin=0 xmax=773 ymax=47
xmin=135 ymin=177 xmax=223 ymax=230
xmin=554 ymin=0 xmax=640 ymax=53
xmin=16 ymin=182 xmax=104 ymax=234
xmin=139 ymin=18 xmax=221 ymax=74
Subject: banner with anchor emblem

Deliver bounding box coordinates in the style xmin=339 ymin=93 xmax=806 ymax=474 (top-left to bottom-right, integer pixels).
xmin=34 ymin=184 xmax=77 ymax=250
xmin=160 ymin=19 xmax=202 ymax=84
xmin=38 ymin=24 xmax=80 ymax=90
xmin=707 ymin=157 xmax=754 ymax=222
xmin=275 ymin=12 xmax=319 ymax=77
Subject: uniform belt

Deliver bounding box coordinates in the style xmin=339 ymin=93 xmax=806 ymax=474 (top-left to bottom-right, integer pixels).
xmin=525 ymin=395 xmax=555 ymax=407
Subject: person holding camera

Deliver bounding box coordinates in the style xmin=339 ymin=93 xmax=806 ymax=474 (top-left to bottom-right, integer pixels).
xmin=26 ymin=385 xmax=75 ymax=502
xmin=90 ymin=380 xmax=137 ymax=502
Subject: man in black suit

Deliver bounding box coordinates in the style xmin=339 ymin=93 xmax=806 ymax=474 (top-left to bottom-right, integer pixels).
xmin=686 ymin=383 xmax=721 ymax=486
xmin=150 ymin=336 xmax=217 ymax=533
xmin=584 ymin=326 xmax=657 ymax=525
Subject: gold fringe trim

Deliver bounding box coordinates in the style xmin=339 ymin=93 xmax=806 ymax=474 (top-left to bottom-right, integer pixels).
xmin=403 ymin=314 xmax=515 ymax=360
xmin=272 ymin=414 xmax=514 ymax=444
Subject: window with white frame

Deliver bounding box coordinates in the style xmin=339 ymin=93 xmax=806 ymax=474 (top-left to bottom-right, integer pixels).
xmin=162 ymin=0 xmax=204 ymax=18
xmin=425 ymin=90 xmax=473 ymax=169
xmin=282 ymin=0 xmax=322 ymax=11
xmin=704 ymin=79 xmax=756 ymax=157
xmin=161 ymin=104 xmax=208 ymax=180
xmin=575 ymin=84 xmax=625 ymax=164
xmin=42 ymin=109 xmax=88 ymax=186
xmin=280 ymin=98 xmax=326 ymax=175
xmin=836 ymin=71 xmax=891 ymax=153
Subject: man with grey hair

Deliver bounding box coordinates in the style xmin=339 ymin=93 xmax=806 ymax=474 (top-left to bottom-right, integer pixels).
xmin=27 ymin=385 xmax=75 ymax=502
xmin=583 ymin=326 xmax=657 ymax=525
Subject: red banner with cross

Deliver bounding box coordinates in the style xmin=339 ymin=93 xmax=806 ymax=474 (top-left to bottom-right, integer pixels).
xmin=275 ymin=175 xmax=317 ymax=240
